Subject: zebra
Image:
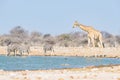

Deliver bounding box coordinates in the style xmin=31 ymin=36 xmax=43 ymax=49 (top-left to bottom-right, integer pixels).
xmin=7 ymin=43 xmax=30 ymax=56
xmin=7 ymin=44 xmax=19 ymax=56
xmin=43 ymin=44 xmax=54 ymax=54
xmin=18 ymin=45 xmax=30 ymax=56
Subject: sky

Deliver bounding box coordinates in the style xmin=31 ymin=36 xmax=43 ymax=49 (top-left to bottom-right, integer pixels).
xmin=0 ymin=0 xmax=120 ymax=35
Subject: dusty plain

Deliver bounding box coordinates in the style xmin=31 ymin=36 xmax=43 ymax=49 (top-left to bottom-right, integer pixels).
xmin=0 ymin=65 xmax=120 ymax=80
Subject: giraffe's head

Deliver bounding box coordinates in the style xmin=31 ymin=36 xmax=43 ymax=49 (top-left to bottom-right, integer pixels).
xmin=73 ymin=21 xmax=79 ymax=28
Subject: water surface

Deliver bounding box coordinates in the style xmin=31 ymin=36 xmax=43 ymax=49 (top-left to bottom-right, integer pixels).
xmin=0 ymin=55 xmax=120 ymax=71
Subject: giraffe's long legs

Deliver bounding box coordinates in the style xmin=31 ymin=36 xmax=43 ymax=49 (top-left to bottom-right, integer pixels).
xmin=99 ymin=36 xmax=103 ymax=48
xmin=87 ymin=38 xmax=91 ymax=47
xmin=99 ymin=40 xmax=103 ymax=48
xmin=91 ymin=38 xmax=95 ymax=47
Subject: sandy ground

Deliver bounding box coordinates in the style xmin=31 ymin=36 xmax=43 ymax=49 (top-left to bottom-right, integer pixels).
xmin=0 ymin=46 xmax=120 ymax=58
xmin=0 ymin=65 xmax=120 ymax=80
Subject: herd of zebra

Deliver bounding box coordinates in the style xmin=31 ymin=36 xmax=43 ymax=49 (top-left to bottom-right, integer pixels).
xmin=6 ymin=43 xmax=54 ymax=56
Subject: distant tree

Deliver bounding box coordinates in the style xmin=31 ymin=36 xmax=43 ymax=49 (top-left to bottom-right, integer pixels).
xmin=57 ymin=34 xmax=71 ymax=41
xmin=43 ymin=34 xmax=55 ymax=45
xmin=43 ymin=34 xmax=51 ymax=38
xmin=10 ymin=26 xmax=28 ymax=37
xmin=0 ymin=34 xmax=11 ymax=46
xmin=56 ymin=33 xmax=75 ymax=47
xmin=101 ymin=31 xmax=117 ymax=47
xmin=115 ymin=35 xmax=120 ymax=45
xmin=9 ymin=26 xmax=29 ymax=44
xmin=31 ymin=31 xmax=42 ymax=37
xmin=67 ymin=32 xmax=87 ymax=47
xmin=30 ymin=31 xmax=43 ymax=45
xmin=101 ymin=31 xmax=113 ymax=38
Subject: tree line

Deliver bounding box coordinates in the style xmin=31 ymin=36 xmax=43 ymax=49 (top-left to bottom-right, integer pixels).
xmin=0 ymin=26 xmax=120 ymax=47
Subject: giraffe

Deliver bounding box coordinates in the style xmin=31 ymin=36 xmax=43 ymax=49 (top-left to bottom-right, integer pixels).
xmin=73 ymin=21 xmax=103 ymax=48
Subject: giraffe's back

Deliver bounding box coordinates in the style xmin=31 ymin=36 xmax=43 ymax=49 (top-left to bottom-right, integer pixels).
xmin=88 ymin=30 xmax=102 ymax=39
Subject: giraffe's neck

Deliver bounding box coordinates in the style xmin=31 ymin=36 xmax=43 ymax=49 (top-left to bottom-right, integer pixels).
xmin=78 ymin=24 xmax=91 ymax=33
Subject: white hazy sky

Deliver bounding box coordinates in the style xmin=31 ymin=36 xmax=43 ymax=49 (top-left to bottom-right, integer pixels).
xmin=0 ymin=0 xmax=120 ymax=35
